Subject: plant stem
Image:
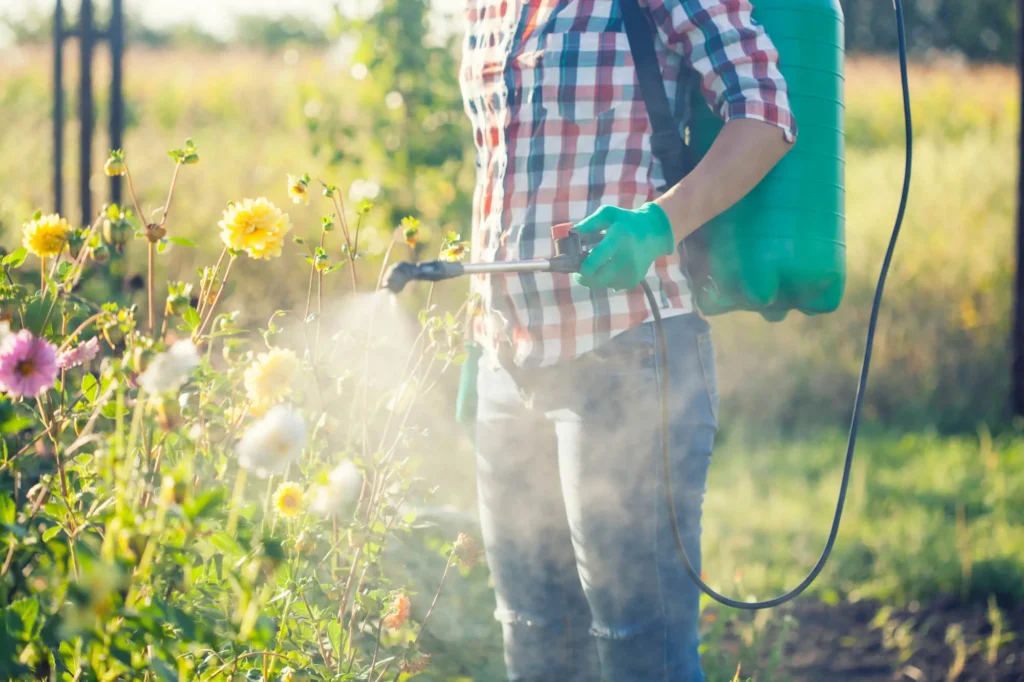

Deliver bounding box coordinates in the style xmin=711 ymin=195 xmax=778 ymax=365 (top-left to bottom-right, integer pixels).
xmin=375 ymin=229 xmax=399 ymax=291
xmin=316 ymin=271 xmax=323 ymax=359
xmin=123 ymin=165 xmax=146 ymax=228
xmin=58 ymin=312 xmax=103 ymax=352
xmin=194 ymin=255 xmax=236 ymax=342
xmin=147 ymin=241 xmax=156 ymax=334
xmin=198 ymin=247 xmax=229 ymax=320
xmin=304 ymin=262 xmax=316 ymax=321
xmin=367 ymin=620 xmax=384 ymax=677
xmin=379 ymin=551 xmax=457 ymax=682
xmin=226 ymin=468 xmax=248 ymax=537
xmin=159 ymin=162 xmax=183 ymax=229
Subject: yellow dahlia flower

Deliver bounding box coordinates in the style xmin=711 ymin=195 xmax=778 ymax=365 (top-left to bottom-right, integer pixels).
xmin=218 ymin=198 xmax=291 ymax=260
xmin=23 ymin=214 xmax=70 ymax=259
xmin=273 ymin=483 xmax=304 ymax=518
xmin=244 ymin=348 xmax=299 ymax=410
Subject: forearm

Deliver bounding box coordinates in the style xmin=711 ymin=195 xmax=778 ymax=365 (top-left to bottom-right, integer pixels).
xmin=654 ymin=118 xmax=793 ymax=244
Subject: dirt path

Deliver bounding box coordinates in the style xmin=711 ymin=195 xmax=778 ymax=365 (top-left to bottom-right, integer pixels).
xmin=741 ymin=596 xmax=1024 ymax=681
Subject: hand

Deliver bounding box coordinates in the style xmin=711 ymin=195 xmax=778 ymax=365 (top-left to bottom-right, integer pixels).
xmin=572 ymin=203 xmax=676 ymax=291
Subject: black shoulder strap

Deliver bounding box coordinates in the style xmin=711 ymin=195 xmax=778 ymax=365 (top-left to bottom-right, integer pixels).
xmin=619 ymin=0 xmax=692 ymax=188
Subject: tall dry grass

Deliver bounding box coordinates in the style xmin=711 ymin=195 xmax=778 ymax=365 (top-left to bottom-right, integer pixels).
xmin=0 ymin=46 xmax=1018 ymax=431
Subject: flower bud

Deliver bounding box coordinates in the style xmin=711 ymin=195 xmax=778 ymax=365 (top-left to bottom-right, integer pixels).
xmin=102 ymin=217 xmax=132 ymax=252
xmin=152 ymin=397 xmax=182 ymax=432
xmin=160 ymin=474 xmax=188 ymax=505
xmin=280 ymin=667 xmax=309 ymax=682
xmin=104 ymin=151 xmax=126 ymax=177
xmin=166 ymin=293 xmax=190 ymax=317
xmin=314 ymin=253 xmax=329 ymax=272
xmin=89 ymin=243 xmax=111 ymax=265
xmin=294 ymin=531 xmax=316 ymax=555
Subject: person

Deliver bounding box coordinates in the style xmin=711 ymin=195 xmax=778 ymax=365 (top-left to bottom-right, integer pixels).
xmin=459 ymin=1 xmax=796 ymax=679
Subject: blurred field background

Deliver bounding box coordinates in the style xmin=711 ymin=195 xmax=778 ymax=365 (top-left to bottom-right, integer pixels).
xmin=2 ymin=0 xmax=1024 ymax=679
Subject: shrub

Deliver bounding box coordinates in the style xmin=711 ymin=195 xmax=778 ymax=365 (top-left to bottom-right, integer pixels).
xmin=0 ymin=143 xmax=479 ymax=681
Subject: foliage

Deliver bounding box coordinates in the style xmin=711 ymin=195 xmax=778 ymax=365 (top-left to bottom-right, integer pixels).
xmin=844 ymin=0 xmax=1018 ymax=63
xmin=310 ymin=0 xmax=472 ymax=231
xmin=0 ymin=145 xmax=481 ymax=681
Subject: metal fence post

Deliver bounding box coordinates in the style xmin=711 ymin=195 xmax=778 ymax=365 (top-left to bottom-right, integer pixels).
xmin=109 ymin=0 xmax=124 ymax=207
xmin=53 ymin=0 xmax=65 ymax=216
xmin=78 ymin=0 xmax=94 ymax=227
xmin=1014 ymin=0 xmax=1024 ymax=417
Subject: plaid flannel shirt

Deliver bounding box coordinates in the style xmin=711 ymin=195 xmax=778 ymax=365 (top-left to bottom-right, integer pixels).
xmin=460 ymin=0 xmax=797 ymax=369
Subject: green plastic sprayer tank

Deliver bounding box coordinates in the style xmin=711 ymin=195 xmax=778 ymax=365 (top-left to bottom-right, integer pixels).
xmin=688 ymin=0 xmax=845 ymax=321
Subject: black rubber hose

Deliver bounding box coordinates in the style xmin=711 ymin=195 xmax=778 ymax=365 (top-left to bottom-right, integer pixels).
xmin=646 ymin=0 xmax=913 ymax=610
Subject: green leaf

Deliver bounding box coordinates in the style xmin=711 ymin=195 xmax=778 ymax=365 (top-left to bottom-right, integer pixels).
xmin=157 ymin=240 xmax=168 ymax=254
xmin=168 ymin=237 xmax=196 ymax=247
xmin=184 ymin=488 xmax=225 ymax=521
xmin=42 ymin=526 xmax=63 ymax=543
xmin=81 ymin=374 xmax=99 ymax=404
xmin=150 ymin=658 xmax=178 ymax=682
xmin=2 ymin=248 xmax=27 ymax=269
xmin=326 ymin=620 xmax=343 ymax=654
xmin=183 ymin=307 xmax=201 ymax=331
xmin=0 ymin=494 xmax=14 ymax=525
xmin=7 ymin=599 xmax=39 ymax=640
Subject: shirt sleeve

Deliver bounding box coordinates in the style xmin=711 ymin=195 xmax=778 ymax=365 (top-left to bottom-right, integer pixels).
xmin=644 ymin=0 xmax=797 ymax=143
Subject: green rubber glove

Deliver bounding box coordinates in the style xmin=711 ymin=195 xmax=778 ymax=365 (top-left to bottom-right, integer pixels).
xmin=572 ymin=203 xmax=676 ymax=291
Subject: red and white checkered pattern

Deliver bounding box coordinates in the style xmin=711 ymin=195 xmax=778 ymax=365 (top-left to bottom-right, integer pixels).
xmin=460 ymin=0 xmax=797 ymax=368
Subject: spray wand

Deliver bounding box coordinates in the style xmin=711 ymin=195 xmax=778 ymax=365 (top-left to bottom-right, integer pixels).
xmin=384 ymin=0 xmax=912 ymax=612
xmin=383 ymin=223 xmax=601 ymax=294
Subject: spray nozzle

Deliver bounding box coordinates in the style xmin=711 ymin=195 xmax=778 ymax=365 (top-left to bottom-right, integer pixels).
xmin=383 ymin=261 xmax=467 ymax=294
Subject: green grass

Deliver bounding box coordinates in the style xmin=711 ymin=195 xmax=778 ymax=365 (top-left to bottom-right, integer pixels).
xmin=397 ymin=428 xmax=1024 ymax=680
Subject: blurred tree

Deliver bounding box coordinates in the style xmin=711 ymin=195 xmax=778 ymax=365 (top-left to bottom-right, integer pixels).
xmin=310 ymin=0 xmax=473 ymax=239
xmin=1 ymin=1 xmax=1017 ymax=63
xmin=233 ymin=14 xmax=329 ymax=50
xmin=844 ymin=0 xmax=1018 ymax=63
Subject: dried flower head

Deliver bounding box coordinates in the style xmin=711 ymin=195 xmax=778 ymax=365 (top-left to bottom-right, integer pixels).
xmin=23 ymin=213 xmax=70 ymax=259
xmin=218 ymin=198 xmax=292 ymax=260
xmin=401 ymin=654 xmax=431 ymax=674
xmin=454 ymin=532 xmax=483 ymax=569
xmin=383 ymin=593 xmax=411 ymax=630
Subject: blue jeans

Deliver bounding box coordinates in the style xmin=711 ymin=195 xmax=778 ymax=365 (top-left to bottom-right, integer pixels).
xmin=475 ymin=313 xmax=719 ymax=682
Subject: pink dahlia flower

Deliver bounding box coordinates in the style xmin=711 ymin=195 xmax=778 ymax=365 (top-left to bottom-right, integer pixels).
xmin=57 ymin=337 xmax=100 ymax=370
xmin=0 ymin=330 xmax=59 ymax=398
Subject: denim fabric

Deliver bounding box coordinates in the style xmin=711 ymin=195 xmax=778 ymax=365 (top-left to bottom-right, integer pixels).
xmin=475 ymin=313 xmax=719 ymax=682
